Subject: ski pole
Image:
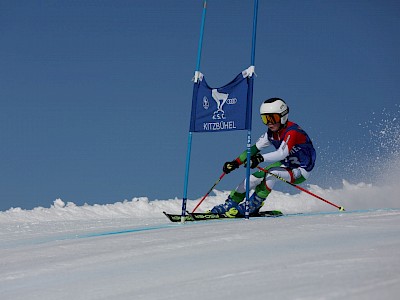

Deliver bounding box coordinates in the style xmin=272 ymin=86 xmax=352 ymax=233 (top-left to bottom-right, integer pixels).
xmin=192 ymin=172 xmax=226 ymax=213
xmin=257 ymin=166 xmax=345 ymax=211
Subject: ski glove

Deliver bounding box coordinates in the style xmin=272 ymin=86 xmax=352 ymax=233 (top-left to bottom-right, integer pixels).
xmin=223 ymin=159 xmax=240 ymax=174
xmin=244 ymin=153 xmax=264 ymax=169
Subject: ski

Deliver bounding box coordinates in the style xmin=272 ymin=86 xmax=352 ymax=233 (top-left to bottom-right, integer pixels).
xmin=163 ymin=212 xmax=195 ymax=222
xmin=191 ymin=210 xmax=283 ymax=220
xmin=163 ymin=210 xmax=283 ymax=223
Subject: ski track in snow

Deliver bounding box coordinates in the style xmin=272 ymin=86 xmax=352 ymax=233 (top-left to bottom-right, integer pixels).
xmin=1 ymin=181 xmax=400 ymax=300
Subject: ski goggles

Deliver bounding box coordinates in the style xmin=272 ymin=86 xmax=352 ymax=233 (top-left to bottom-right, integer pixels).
xmin=261 ymin=113 xmax=281 ymax=125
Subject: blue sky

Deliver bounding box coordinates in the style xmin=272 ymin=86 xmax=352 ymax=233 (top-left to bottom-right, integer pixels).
xmin=1 ymin=0 xmax=399 ymax=211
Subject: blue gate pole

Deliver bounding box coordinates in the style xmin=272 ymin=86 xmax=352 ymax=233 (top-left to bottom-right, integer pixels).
xmin=245 ymin=0 xmax=258 ymax=220
xmin=181 ymin=0 xmax=208 ymax=223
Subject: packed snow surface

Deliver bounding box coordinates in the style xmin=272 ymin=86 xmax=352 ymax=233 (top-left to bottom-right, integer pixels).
xmin=1 ymin=180 xmax=400 ymax=300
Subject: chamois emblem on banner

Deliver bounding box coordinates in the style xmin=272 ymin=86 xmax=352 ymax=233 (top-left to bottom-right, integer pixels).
xmin=203 ymin=89 xmax=237 ymax=120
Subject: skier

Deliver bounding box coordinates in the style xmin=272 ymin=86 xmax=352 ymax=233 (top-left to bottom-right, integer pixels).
xmin=210 ymin=97 xmax=316 ymax=217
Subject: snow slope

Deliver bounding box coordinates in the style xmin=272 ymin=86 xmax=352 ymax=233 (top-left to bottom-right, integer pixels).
xmin=1 ymin=179 xmax=400 ymax=300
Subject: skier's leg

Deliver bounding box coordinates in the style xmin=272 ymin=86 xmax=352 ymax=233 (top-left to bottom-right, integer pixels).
xmin=210 ymin=170 xmax=264 ymax=214
xmin=234 ymin=162 xmax=281 ymax=216
xmin=225 ymin=162 xmax=282 ymax=217
xmin=265 ymin=167 xmax=308 ymax=189
xmin=236 ymin=166 xmax=308 ymax=216
xmin=235 ymin=176 xmax=270 ymax=216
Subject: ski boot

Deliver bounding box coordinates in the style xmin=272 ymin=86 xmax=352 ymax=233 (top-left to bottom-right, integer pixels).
xmin=210 ymin=197 xmax=240 ymax=217
xmin=236 ymin=193 xmax=266 ymax=216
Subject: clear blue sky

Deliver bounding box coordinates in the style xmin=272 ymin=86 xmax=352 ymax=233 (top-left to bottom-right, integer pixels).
xmin=1 ymin=0 xmax=399 ymax=211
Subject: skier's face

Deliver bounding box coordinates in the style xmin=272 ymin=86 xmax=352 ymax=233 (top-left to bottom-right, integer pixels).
xmin=267 ymin=123 xmax=281 ymax=132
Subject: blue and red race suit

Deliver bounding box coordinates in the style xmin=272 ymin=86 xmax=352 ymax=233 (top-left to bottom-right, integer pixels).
xmin=255 ymin=121 xmax=316 ymax=172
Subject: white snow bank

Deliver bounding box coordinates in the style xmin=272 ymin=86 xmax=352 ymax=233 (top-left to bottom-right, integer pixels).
xmin=1 ymin=179 xmax=399 ymax=224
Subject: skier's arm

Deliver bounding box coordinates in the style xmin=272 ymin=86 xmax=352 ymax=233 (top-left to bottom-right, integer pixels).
xmin=261 ymin=131 xmax=306 ymax=162
xmin=222 ymin=145 xmax=259 ymax=174
xmin=236 ymin=133 xmax=271 ymax=164
xmin=237 ymin=145 xmax=259 ymax=164
xmin=261 ymin=140 xmax=289 ymax=162
xmin=223 ymin=133 xmax=271 ymax=173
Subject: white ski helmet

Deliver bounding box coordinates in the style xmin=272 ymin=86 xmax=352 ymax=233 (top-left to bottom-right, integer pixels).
xmin=260 ymin=98 xmax=289 ymax=125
